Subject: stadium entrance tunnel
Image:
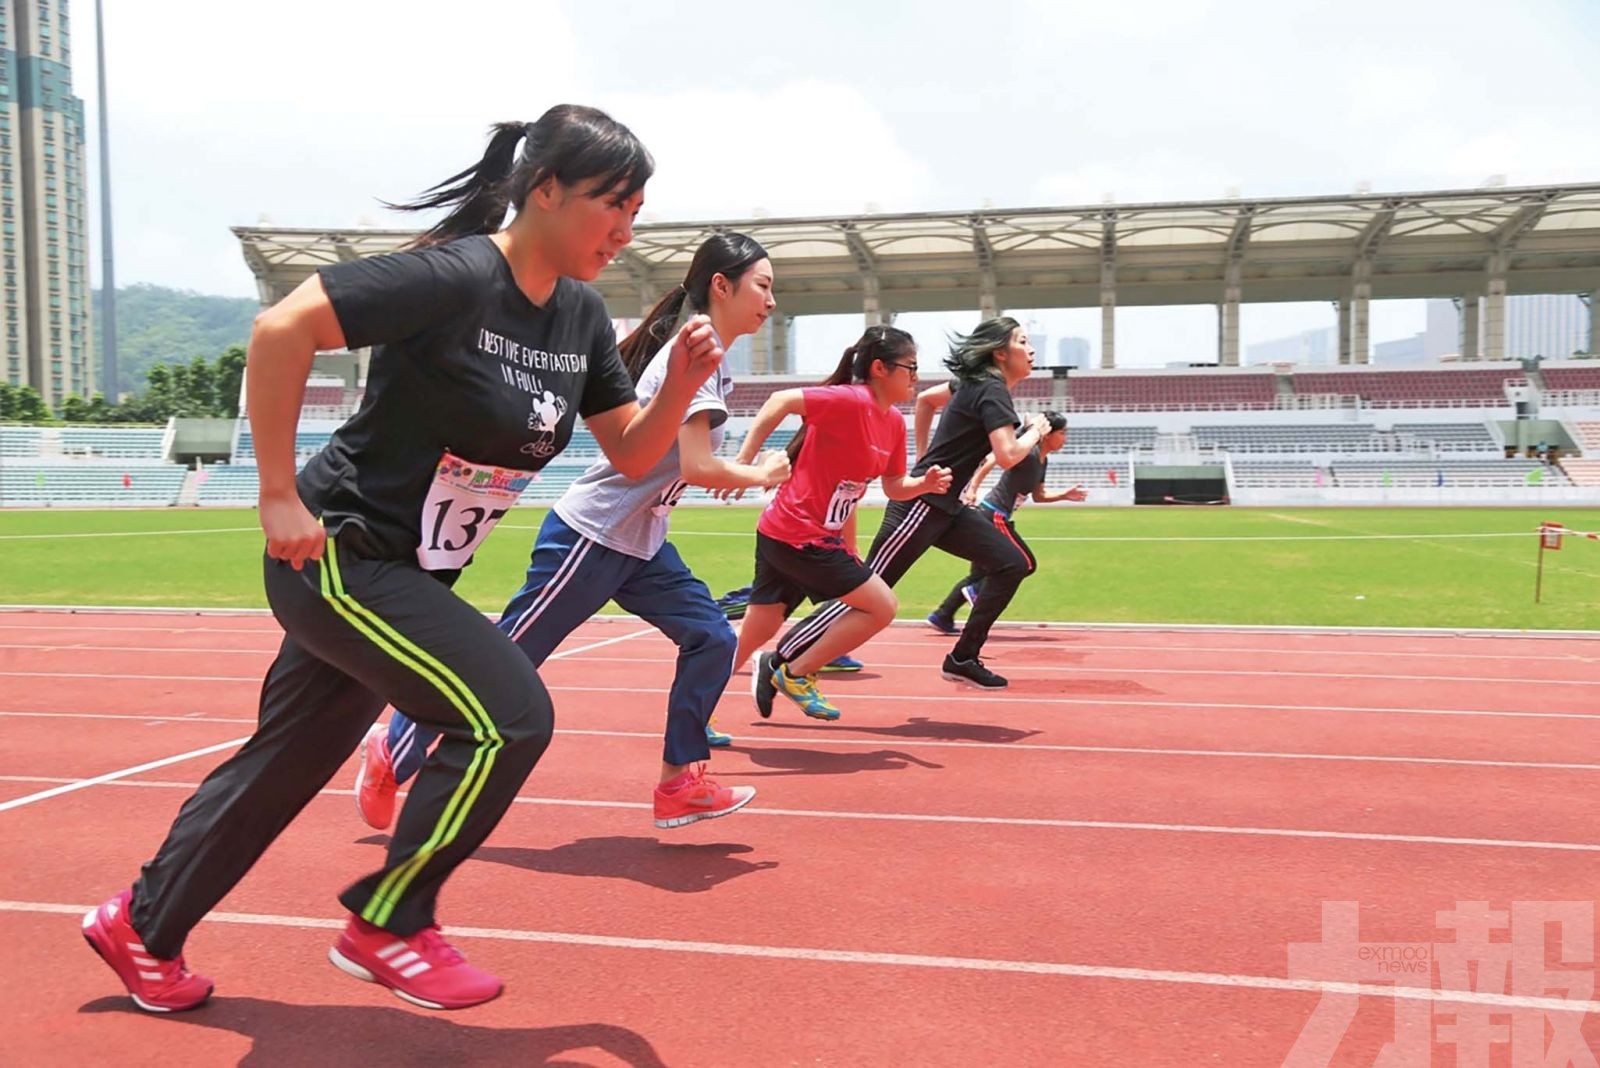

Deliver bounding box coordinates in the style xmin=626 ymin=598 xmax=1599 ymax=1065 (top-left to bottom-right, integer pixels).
xmin=1134 ymin=465 xmax=1230 ymax=506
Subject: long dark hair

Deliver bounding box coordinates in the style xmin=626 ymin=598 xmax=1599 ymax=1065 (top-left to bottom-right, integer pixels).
xmin=944 ymin=316 xmax=1021 ymax=384
xmin=615 ymin=232 xmax=769 ymax=382
xmin=392 ymin=105 xmax=652 ymax=249
xmin=786 ymin=325 xmax=915 ymax=462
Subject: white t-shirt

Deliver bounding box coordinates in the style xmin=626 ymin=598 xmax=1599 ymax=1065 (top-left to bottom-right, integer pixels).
xmin=553 ymin=339 xmax=732 ymax=559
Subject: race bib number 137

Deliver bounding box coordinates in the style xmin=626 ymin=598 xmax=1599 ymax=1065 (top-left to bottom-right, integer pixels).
xmin=417 ymin=451 xmax=537 ymax=570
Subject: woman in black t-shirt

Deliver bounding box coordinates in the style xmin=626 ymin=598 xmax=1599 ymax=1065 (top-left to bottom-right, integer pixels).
xmin=83 ymin=106 xmax=723 ymax=1014
xmin=761 ymin=317 xmax=1051 ymax=701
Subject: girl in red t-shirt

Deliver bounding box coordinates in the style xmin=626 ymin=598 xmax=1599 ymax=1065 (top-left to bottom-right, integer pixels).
xmin=728 ymin=326 xmax=951 ymax=720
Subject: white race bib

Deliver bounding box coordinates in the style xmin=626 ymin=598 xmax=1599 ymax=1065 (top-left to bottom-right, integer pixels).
xmin=417 ymin=451 xmax=537 ymax=570
xmin=823 ymin=479 xmax=868 ymax=532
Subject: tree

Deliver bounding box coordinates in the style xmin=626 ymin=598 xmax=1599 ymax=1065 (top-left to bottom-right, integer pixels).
xmin=216 ymin=346 xmax=246 ymax=417
xmin=0 ymin=383 xmax=52 ymax=422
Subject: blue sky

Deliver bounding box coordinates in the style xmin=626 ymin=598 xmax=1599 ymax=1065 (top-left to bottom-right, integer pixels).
xmin=81 ymin=0 xmax=1599 ymax=367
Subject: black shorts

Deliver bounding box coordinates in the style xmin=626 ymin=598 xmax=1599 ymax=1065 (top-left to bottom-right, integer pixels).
xmin=751 ymin=532 xmax=874 ymax=615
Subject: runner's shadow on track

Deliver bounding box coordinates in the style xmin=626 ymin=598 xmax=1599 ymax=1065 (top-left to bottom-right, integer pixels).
xmin=724 ymin=744 xmax=942 ymax=776
xmin=79 ymin=996 xmax=672 ymax=1066
xmin=355 ymin=834 xmax=778 ymax=893
xmin=752 ymin=717 xmax=1042 ymax=744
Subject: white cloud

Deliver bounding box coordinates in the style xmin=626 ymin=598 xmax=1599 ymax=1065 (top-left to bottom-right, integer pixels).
xmin=612 ymin=81 xmax=934 ymax=220
xmin=67 ymin=0 xmax=1598 ymax=366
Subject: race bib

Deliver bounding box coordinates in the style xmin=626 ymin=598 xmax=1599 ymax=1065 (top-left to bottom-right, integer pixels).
xmin=823 ymin=479 xmax=868 ymax=532
xmin=417 ymin=451 xmax=537 ymax=570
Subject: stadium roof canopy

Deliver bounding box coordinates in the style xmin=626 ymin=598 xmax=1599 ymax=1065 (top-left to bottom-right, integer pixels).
xmin=235 ymin=182 xmax=1600 ymax=315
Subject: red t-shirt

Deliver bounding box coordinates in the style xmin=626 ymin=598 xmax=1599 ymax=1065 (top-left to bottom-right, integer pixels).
xmin=757 ymin=384 xmax=908 ymax=548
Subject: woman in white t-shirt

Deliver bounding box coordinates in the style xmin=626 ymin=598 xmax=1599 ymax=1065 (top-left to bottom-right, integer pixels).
xmin=355 ymin=233 xmax=790 ymax=834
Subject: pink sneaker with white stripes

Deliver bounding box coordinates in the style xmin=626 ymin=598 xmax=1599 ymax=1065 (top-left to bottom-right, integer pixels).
xmin=354 ymin=724 xmax=398 ymax=831
xmin=81 ymin=889 xmax=213 ymax=1013
xmin=328 ymin=914 xmax=502 ymax=1010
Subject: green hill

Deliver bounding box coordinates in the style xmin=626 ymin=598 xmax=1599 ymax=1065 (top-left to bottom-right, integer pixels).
xmin=90 ymin=284 xmax=258 ymax=397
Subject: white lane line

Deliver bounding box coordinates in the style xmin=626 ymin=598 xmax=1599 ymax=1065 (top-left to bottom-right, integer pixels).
xmin=3 ymin=774 xmax=1596 ymax=854
xmin=0 ymin=737 xmax=252 ymax=813
xmin=4 ymin=717 xmax=1600 ymax=773
xmin=833 ymin=639 xmax=1600 ymax=663
xmin=544 ymin=627 xmax=656 ymax=661
xmin=8 ymin=643 xmax=1600 ymax=688
xmin=0 ymin=630 xmax=655 ymax=813
xmin=0 ymin=527 xmax=260 ymax=541
xmin=3 ymin=673 xmax=1596 ymax=722
xmin=3 ymin=897 xmax=1596 ymax=1014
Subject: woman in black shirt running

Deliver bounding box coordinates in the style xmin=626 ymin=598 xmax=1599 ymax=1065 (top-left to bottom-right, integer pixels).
xmin=758 ymin=317 xmax=1050 ymax=703
xmin=83 ymin=105 xmax=722 ymax=1013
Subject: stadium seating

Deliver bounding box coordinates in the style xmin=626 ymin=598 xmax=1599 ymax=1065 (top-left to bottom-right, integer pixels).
xmin=1541 ymin=366 xmax=1600 ymax=391
xmin=1559 ymin=458 xmax=1600 ymax=487
xmin=1292 ymin=368 xmax=1518 ymax=406
xmin=1389 ymin=423 xmax=1499 ymax=452
xmin=1569 ymin=421 xmax=1600 ymax=452
xmin=57 ymin=427 xmax=166 ymax=459
xmin=234 ymin=430 xmax=331 ymax=461
xmin=1329 ymin=458 xmax=1565 ymax=487
xmin=1230 ymin=462 xmax=1323 ymax=488
xmin=0 ymin=464 xmax=187 ymax=506
xmin=0 ymin=426 xmax=42 ymax=457
xmin=1060 ymin=426 xmax=1159 ymax=454
xmin=1192 ymin=424 xmax=1384 ymax=452
xmin=193 ymin=465 xmax=264 ymax=505
xmin=1065 ymin=372 xmax=1276 ymax=411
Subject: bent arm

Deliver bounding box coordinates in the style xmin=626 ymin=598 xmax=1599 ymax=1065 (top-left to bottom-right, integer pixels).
xmin=734 ymin=389 xmax=807 ymax=463
xmin=679 ymin=413 xmax=786 ymax=491
xmin=247 ymin=275 xmax=347 ymax=500
xmin=913 ymin=382 xmax=953 ymax=456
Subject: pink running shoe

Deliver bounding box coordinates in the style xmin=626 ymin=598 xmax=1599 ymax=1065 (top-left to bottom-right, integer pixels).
xmin=328 ymin=915 xmax=502 ymax=1010
xmin=81 ymin=889 xmax=213 ymax=1013
xmin=653 ymin=766 xmax=756 ymax=829
xmin=354 ymin=724 xmax=398 ymax=831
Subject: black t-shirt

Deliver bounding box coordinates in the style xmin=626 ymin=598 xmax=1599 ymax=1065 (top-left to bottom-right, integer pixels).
xmin=984 ymin=447 xmax=1047 ymax=516
xmin=911 ymin=376 xmax=1019 ymax=514
xmin=297 ymin=235 xmax=636 ymax=564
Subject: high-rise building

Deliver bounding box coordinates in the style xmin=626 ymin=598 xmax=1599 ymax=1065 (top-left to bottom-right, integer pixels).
xmin=1423 ymin=295 xmax=1589 ymax=361
xmin=0 ymin=0 xmax=90 ymax=407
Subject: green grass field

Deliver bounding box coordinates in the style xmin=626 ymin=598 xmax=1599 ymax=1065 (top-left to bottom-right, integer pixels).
xmin=2 ymin=506 xmax=1598 ymax=630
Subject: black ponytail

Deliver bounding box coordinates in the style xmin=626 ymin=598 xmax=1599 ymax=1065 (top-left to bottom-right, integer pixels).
xmin=392 ymin=105 xmax=653 ymax=250
xmin=786 ymin=325 xmax=915 ymax=462
xmin=617 ymin=232 xmax=768 ymax=382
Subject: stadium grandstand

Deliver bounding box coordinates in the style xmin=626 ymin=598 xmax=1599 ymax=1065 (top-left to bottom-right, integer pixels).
xmin=5 ymin=183 xmax=1600 ymax=509
xmin=5 ymin=357 xmax=1600 ymax=508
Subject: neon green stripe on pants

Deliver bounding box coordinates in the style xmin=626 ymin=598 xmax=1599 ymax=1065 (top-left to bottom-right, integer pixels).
xmin=317 ymin=541 xmax=504 ymax=928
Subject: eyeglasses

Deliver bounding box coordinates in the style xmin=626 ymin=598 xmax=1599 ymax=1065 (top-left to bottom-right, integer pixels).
xmin=888 ymin=361 xmax=919 ymax=376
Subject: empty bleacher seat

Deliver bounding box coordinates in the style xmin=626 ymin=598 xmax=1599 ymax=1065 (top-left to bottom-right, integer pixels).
xmin=1330 ymin=458 xmax=1566 ymax=487
xmin=1065 ymin=372 xmax=1276 ymax=411
xmin=1293 ymin=368 xmax=1519 ymax=406
xmin=1541 ymin=367 xmax=1600 ymax=392
xmin=1389 ymin=423 xmax=1498 ymax=452
xmin=0 ymin=464 xmax=187 ymax=506
xmin=57 ymin=427 xmax=166 ymax=459
xmin=1192 ymin=424 xmax=1383 ymax=453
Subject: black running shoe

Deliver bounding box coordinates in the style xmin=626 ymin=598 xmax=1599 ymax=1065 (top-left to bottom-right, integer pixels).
xmin=941 ymin=653 xmax=1008 ymax=689
xmin=752 ymin=651 xmax=778 ymax=718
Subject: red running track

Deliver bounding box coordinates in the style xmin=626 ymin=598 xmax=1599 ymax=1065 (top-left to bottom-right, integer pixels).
xmin=1 ymin=610 xmax=1599 ymax=1065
